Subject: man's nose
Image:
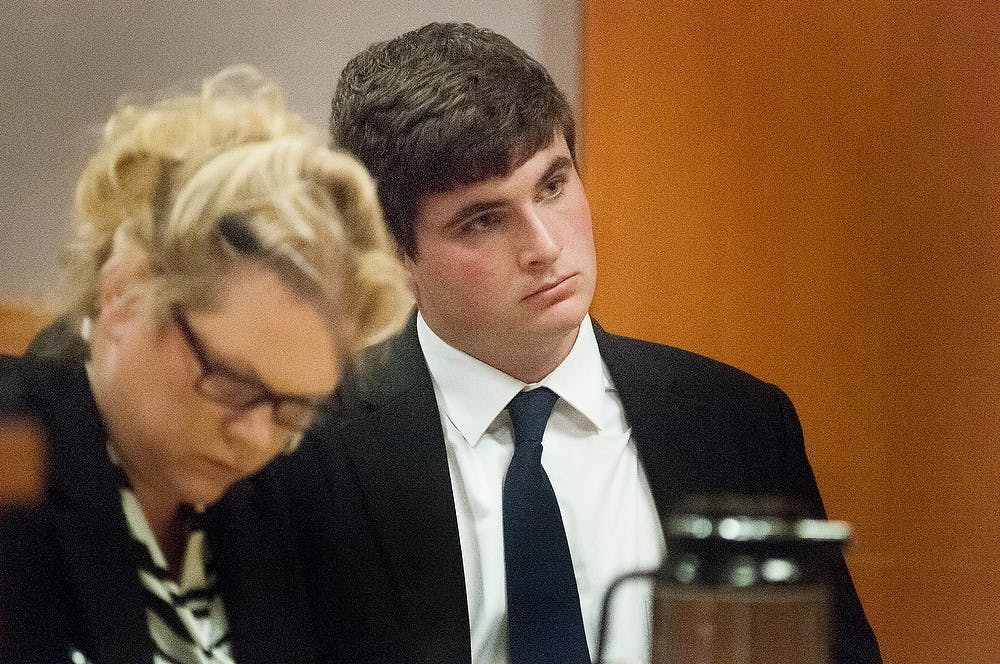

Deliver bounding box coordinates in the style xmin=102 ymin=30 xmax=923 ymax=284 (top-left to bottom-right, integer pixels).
xmin=518 ymin=208 xmax=560 ymax=269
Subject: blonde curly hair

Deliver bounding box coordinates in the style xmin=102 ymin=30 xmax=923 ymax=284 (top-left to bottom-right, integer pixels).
xmin=62 ymin=65 xmax=411 ymax=355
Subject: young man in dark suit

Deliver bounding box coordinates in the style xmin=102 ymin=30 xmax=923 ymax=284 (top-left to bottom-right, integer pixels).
xmin=297 ymin=21 xmax=880 ymax=663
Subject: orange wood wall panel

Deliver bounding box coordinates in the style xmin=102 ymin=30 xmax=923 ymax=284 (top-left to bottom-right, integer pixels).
xmin=581 ymin=3 xmax=998 ymax=662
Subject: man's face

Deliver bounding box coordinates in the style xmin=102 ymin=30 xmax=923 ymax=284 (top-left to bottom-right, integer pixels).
xmin=405 ymin=134 xmax=597 ymax=378
xmin=93 ymin=260 xmax=340 ymax=509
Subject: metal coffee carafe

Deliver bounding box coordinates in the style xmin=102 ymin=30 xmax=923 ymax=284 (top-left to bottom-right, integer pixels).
xmin=596 ymin=494 xmax=850 ymax=664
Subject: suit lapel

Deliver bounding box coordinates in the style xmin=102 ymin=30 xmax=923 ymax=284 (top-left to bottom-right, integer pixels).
xmin=337 ymin=316 xmax=471 ymax=662
xmin=593 ymin=321 xmax=732 ymax=522
xmin=334 ymin=317 xmax=736 ymax=661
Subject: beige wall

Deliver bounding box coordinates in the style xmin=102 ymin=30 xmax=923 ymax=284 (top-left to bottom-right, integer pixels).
xmin=0 ymin=1 xmax=580 ymax=305
xmin=582 ymin=3 xmax=999 ymax=662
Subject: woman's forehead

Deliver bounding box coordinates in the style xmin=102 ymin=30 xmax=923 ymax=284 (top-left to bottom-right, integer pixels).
xmin=182 ymin=263 xmax=341 ymax=395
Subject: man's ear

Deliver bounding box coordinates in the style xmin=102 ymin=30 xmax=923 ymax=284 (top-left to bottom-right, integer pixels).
xmin=401 ymin=251 xmax=421 ymax=305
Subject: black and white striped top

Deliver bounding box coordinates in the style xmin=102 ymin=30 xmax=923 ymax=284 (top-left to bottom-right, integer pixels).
xmin=120 ymin=488 xmax=235 ymax=664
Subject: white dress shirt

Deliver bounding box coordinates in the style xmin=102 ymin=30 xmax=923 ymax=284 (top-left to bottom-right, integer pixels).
xmin=417 ymin=313 xmax=665 ymax=663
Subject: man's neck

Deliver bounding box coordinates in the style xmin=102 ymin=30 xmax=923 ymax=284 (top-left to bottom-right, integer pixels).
xmin=425 ymin=319 xmax=584 ymax=384
xmin=476 ymin=336 xmax=577 ymax=384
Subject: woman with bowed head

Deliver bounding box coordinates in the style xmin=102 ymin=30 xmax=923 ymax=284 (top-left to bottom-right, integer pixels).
xmin=0 ymin=65 xmax=411 ymax=663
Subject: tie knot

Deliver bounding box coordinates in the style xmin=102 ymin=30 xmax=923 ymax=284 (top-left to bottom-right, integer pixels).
xmin=507 ymin=387 xmax=559 ymax=447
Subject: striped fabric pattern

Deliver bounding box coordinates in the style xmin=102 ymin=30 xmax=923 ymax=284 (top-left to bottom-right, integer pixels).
xmin=120 ymin=488 xmax=235 ymax=664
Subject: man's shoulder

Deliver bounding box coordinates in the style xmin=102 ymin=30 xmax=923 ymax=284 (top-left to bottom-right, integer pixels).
xmin=594 ymin=324 xmax=784 ymax=406
xmin=596 ymin=325 xmax=773 ymax=386
xmin=330 ymin=316 xmax=427 ymax=411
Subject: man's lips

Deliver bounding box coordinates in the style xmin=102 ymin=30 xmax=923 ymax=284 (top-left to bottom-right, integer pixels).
xmin=524 ymin=274 xmax=576 ymax=300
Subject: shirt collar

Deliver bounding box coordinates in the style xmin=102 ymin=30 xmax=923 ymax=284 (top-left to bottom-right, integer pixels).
xmin=417 ymin=313 xmax=610 ymax=447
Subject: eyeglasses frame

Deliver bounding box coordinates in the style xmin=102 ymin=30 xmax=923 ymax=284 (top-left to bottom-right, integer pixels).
xmin=169 ymin=303 xmax=325 ymax=436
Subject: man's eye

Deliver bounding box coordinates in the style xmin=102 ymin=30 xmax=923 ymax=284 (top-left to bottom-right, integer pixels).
xmin=461 ymin=210 xmax=504 ymax=234
xmin=540 ymin=175 xmax=566 ymax=200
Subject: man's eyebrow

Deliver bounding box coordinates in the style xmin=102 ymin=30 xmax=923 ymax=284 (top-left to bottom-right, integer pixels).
xmin=445 ymin=155 xmax=575 ymax=228
xmin=536 ymin=155 xmax=573 ymax=187
xmin=447 ymin=199 xmax=507 ymax=228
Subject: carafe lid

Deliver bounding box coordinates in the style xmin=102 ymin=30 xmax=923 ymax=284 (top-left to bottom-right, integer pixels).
xmin=661 ymin=494 xmax=851 ymax=587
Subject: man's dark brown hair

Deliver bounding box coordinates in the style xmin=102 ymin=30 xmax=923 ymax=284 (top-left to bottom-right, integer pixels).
xmin=330 ymin=22 xmax=576 ymax=256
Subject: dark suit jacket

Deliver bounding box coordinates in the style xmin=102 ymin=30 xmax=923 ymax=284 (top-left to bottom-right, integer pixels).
xmin=285 ymin=315 xmax=881 ymax=663
xmin=0 ymin=346 xmax=320 ymax=663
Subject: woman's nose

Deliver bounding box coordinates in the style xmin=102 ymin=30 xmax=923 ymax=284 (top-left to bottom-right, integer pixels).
xmin=223 ymin=401 xmax=281 ymax=459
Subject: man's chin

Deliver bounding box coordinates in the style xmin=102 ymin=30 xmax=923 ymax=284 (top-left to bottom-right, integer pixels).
xmin=507 ymin=314 xmax=587 ymax=359
xmin=533 ymin=297 xmax=589 ymax=334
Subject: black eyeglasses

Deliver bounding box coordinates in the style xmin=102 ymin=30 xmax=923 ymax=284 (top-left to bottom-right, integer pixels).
xmin=170 ymin=304 xmax=324 ymax=434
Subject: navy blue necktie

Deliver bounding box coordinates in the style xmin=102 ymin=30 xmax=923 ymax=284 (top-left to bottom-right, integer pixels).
xmin=503 ymin=387 xmax=590 ymax=664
